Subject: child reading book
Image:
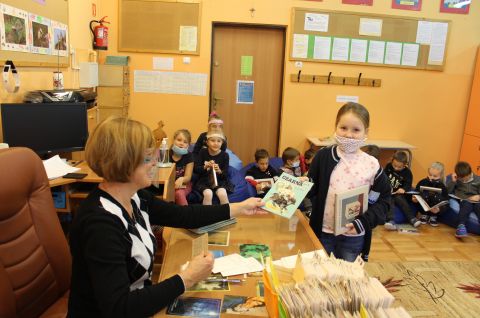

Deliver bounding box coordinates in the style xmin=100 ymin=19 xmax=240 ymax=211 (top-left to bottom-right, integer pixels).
xmin=170 ymin=129 xmax=194 ymax=205
xmin=307 ymin=102 xmax=390 ymax=262
xmin=244 ymin=149 xmax=279 ymax=197
xmin=412 ymin=162 xmax=449 ymax=227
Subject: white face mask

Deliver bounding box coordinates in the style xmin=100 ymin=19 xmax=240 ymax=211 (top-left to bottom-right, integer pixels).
xmin=334 ymin=133 xmax=366 ymax=154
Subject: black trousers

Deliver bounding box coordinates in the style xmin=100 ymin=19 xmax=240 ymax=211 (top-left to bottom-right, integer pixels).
xmin=387 ymin=194 xmax=416 ymax=222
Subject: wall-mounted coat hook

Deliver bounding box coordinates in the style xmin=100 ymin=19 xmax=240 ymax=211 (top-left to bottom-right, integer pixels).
xmin=342 ymin=77 xmax=346 ymax=85
xmin=297 ymin=70 xmax=301 ymax=82
xmin=327 ymin=72 xmax=332 ymax=84
xmin=312 ymin=75 xmax=315 ymax=83
xmin=358 ymin=73 xmax=362 ymax=86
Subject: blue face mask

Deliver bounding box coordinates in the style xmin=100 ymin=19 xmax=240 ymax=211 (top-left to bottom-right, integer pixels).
xmin=172 ymin=145 xmax=188 ymax=156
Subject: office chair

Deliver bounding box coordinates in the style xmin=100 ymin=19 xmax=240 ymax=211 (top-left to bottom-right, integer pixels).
xmin=0 ymin=147 xmax=70 ymax=318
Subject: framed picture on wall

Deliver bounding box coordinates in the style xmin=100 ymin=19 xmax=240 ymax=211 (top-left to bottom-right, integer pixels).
xmin=342 ymin=0 xmax=373 ymax=5
xmin=392 ymin=0 xmax=422 ymax=11
xmin=439 ymin=0 xmax=471 ymax=14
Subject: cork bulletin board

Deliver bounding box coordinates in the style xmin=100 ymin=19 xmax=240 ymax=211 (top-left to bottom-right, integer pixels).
xmin=119 ymin=0 xmax=201 ymax=55
xmin=290 ymin=7 xmax=451 ymax=71
xmin=0 ymin=0 xmax=69 ymax=67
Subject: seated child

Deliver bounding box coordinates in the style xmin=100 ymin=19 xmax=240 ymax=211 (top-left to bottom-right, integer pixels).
xmin=303 ymin=148 xmax=317 ymax=174
xmin=280 ymin=147 xmax=302 ymax=177
xmin=412 ymin=162 xmax=448 ymax=227
xmin=361 ymin=144 xmax=381 ymax=160
xmin=447 ymin=161 xmax=480 ymax=238
xmin=193 ymin=112 xmax=228 ymax=154
xmin=193 ymin=131 xmax=234 ymax=205
xmin=384 ymin=151 xmax=420 ymax=230
xmin=245 ymin=149 xmax=279 ymax=197
xmin=170 ymin=129 xmax=194 ymax=206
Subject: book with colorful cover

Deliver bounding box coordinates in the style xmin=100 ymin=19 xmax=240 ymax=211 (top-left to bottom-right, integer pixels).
xmin=334 ymin=185 xmax=369 ymax=235
xmin=261 ymin=173 xmax=313 ymax=219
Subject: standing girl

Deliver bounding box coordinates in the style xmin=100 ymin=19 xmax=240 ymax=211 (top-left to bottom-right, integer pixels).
xmin=193 ymin=112 xmax=228 ymax=154
xmin=194 ymin=132 xmax=234 ymax=205
xmin=307 ymin=102 xmax=391 ymax=262
xmin=170 ymin=129 xmax=194 ymax=205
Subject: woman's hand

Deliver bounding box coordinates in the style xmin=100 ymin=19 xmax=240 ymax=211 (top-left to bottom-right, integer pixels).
xmin=344 ymin=223 xmax=358 ymax=235
xmin=179 ymin=252 xmax=214 ymax=289
xmin=175 ymin=177 xmax=184 ymax=189
xmin=230 ymin=197 xmax=267 ymax=217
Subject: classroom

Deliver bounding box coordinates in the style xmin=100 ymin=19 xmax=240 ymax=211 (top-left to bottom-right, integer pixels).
xmin=0 ymin=0 xmax=479 ymax=317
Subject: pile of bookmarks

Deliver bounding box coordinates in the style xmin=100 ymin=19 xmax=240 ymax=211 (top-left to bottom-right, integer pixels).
xmin=265 ymin=250 xmax=410 ymax=318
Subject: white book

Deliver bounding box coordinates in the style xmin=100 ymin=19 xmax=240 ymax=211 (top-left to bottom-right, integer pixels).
xmin=413 ymin=195 xmax=448 ymax=212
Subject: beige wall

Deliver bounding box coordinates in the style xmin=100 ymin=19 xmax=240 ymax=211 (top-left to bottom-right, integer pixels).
xmin=3 ymin=0 xmax=480 ymax=182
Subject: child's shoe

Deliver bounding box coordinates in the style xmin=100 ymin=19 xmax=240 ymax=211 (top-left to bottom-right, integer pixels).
xmin=419 ymin=214 xmax=429 ymax=224
xmin=384 ymin=220 xmax=397 ymax=231
xmin=428 ymin=216 xmax=438 ymax=227
xmin=410 ymin=218 xmax=421 ymax=228
xmin=455 ymin=224 xmax=468 ymax=238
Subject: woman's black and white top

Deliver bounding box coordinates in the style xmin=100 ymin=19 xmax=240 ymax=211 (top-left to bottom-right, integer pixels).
xmin=68 ymin=187 xmax=230 ymax=318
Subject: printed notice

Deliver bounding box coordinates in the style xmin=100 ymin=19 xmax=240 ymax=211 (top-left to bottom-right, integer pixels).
xmin=153 ymin=57 xmax=174 ymax=70
xmin=134 ymin=70 xmax=207 ymax=96
xmin=384 ymin=42 xmax=402 ymax=65
xmin=401 ymin=43 xmax=419 ymax=66
xmin=359 ymin=18 xmax=382 ymax=37
xmin=236 ymin=80 xmax=254 ymax=104
xmin=179 ymin=26 xmax=197 ymax=51
xmin=336 ymin=95 xmax=359 ymax=103
xmin=331 ymin=37 xmax=350 ymax=61
xmin=304 ymin=13 xmax=329 ymax=32
xmin=313 ymin=36 xmax=331 ymax=60
xmin=416 ymin=21 xmax=432 ymax=45
xmin=349 ymin=39 xmax=368 ymax=63
xmin=428 ymin=22 xmax=448 ymax=65
xmin=240 ymin=55 xmax=253 ymax=76
xmin=367 ymin=40 xmax=385 ymax=64
xmin=292 ymin=34 xmax=308 ymax=58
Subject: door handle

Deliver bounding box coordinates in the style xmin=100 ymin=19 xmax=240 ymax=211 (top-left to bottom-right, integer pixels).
xmin=212 ymin=93 xmax=223 ymax=107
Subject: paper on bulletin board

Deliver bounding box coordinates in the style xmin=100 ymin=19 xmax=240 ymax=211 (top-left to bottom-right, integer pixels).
xmin=51 ymin=20 xmax=68 ymax=57
xmin=331 ymin=37 xmax=349 ymax=61
xmin=29 ymin=13 xmax=51 ymax=55
xmin=0 ymin=3 xmax=30 ymax=53
xmin=401 ymin=43 xmax=419 ymax=66
xmin=240 ymin=56 xmax=253 ymax=76
xmin=313 ymin=36 xmax=331 ymax=60
xmin=359 ymin=18 xmax=382 ymax=37
xmin=134 ymin=70 xmax=207 ymax=96
xmin=428 ymin=22 xmax=448 ymax=65
xmin=304 ymin=13 xmax=329 ymax=32
xmin=367 ymin=40 xmax=385 ymax=64
xmin=292 ymin=34 xmax=308 ymax=58
xmin=349 ymin=39 xmax=368 ymax=63
xmin=384 ymin=42 xmax=402 ymax=65
xmin=179 ymin=26 xmax=197 ymax=51
xmin=236 ymin=80 xmax=254 ymax=104
xmin=153 ymin=57 xmax=174 ymax=70
xmin=416 ymin=21 xmax=432 ymax=44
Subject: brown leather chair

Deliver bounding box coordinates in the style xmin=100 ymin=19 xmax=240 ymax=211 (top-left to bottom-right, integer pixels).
xmin=0 ymin=148 xmax=71 ymax=318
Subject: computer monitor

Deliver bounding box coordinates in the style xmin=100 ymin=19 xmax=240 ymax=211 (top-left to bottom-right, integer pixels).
xmin=1 ymin=103 xmax=88 ymax=156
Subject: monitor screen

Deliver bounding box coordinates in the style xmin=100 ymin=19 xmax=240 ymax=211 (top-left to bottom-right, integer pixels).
xmin=1 ymin=103 xmax=88 ymax=155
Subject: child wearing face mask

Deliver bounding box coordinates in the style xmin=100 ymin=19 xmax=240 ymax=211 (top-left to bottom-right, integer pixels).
xmin=193 ymin=112 xmax=228 ymax=155
xmin=170 ymin=129 xmax=194 ymax=205
xmin=447 ymin=161 xmax=480 ymax=238
xmin=280 ymin=147 xmax=302 ymax=177
xmin=194 ymin=132 xmax=234 ymax=205
xmin=307 ymin=102 xmax=391 ymax=262
xmin=412 ymin=162 xmax=448 ymax=227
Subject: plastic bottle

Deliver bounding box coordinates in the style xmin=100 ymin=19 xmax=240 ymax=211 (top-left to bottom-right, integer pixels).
xmin=158 ymin=138 xmax=170 ymax=167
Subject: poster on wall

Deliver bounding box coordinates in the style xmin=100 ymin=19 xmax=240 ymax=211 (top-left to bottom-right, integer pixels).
xmin=342 ymin=0 xmax=373 ymax=5
xmin=0 ymin=4 xmax=30 ymax=52
xmin=439 ymin=0 xmax=471 ymax=14
xmin=29 ymin=13 xmax=51 ymax=54
xmin=236 ymin=80 xmax=254 ymax=104
xmin=51 ymin=20 xmax=68 ymax=57
xmin=392 ymin=0 xmax=422 ymax=11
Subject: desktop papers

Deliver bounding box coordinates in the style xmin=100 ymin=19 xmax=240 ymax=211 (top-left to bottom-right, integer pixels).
xmin=213 ymin=253 xmax=264 ymax=277
xmin=42 ymin=155 xmax=80 ymax=180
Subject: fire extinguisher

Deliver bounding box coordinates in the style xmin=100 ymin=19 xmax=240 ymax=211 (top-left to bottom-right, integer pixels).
xmin=89 ymin=16 xmax=109 ymax=50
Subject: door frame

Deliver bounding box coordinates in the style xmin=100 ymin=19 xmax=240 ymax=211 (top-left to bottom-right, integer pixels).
xmin=209 ymin=22 xmax=287 ymax=157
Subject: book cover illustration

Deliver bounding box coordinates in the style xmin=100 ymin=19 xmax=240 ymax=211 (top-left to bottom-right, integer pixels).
xmin=262 ymin=173 xmax=313 ymax=219
xmin=187 ymin=274 xmax=230 ymax=292
xmin=167 ymin=297 xmax=221 ymax=317
xmin=255 ymin=178 xmax=274 ymax=195
xmin=239 ymin=244 xmax=271 ymax=263
xmin=334 ymin=185 xmax=369 ymax=235
xmin=221 ymin=295 xmax=268 ymax=316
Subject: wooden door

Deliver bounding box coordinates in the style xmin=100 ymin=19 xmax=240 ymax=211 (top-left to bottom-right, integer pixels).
xmin=211 ymin=25 xmax=285 ymax=165
xmin=465 ymin=47 xmax=480 ymax=138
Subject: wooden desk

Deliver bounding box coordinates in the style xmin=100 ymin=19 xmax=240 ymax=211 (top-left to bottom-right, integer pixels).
xmin=154 ymin=211 xmax=321 ymax=317
xmin=49 ymin=162 xmax=176 ymax=212
xmin=307 ymin=137 xmax=416 ymax=166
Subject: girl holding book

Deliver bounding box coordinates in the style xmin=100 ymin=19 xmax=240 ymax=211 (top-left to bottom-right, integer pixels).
xmin=194 ymin=131 xmax=234 ymax=205
xmin=307 ymin=102 xmax=391 ymax=262
xmin=170 ymin=129 xmax=194 ymax=205
xmin=193 ymin=112 xmax=228 ymax=155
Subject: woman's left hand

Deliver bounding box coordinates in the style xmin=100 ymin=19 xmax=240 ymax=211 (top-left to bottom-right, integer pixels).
xmin=230 ymin=197 xmax=268 ymax=217
xmin=344 ymin=223 xmax=358 ymax=235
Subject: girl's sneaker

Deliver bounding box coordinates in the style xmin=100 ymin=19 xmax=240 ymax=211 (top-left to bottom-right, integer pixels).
xmin=411 ymin=218 xmax=421 ymax=228
xmin=384 ymin=220 xmax=397 ymax=231
xmin=428 ymin=216 xmax=439 ymax=227
xmin=419 ymin=214 xmax=429 ymax=224
xmin=455 ymin=224 xmax=468 ymax=238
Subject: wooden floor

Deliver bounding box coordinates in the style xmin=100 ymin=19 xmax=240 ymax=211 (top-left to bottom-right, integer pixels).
xmin=370 ymin=223 xmax=480 ymax=262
